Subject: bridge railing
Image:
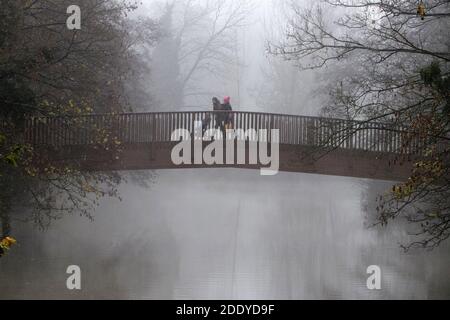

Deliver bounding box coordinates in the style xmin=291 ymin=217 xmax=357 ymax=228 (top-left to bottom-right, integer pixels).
xmin=24 ymin=111 xmax=430 ymax=155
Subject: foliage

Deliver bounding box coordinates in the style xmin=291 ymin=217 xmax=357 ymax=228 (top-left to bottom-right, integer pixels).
xmin=0 ymin=0 xmax=158 ymax=234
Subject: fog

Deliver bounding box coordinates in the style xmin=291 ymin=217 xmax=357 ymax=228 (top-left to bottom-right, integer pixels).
xmin=1 ymin=0 xmax=449 ymax=300
xmin=135 ymin=0 xmax=322 ymax=114
xmin=2 ymin=170 xmax=450 ymax=299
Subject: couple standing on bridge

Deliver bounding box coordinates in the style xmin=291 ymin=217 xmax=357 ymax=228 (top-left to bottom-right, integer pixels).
xmin=202 ymin=96 xmax=234 ymax=135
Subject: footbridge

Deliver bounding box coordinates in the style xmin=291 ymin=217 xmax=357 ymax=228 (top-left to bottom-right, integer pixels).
xmin=24 ymin=111 xmax=429 ymax=181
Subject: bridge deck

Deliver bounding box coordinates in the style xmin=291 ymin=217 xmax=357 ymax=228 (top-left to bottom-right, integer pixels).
xmin=23 ymin=111 xmax=427 ymax=181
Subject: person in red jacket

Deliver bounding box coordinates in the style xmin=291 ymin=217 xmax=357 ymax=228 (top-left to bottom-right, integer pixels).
xmin=222 ymin=96 xmax=234 ymax=130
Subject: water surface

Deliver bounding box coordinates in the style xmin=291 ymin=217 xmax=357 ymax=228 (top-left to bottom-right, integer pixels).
xmin=1 ymin=169 xmax=449 ymax=299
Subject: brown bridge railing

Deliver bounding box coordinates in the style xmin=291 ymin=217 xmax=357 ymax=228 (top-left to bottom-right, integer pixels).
xmin=24 ymin=111 xmax=428 ymax=155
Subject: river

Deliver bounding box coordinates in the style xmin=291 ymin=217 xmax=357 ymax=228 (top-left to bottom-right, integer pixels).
xmin=1 ymin=169 xmax=449 ymax=299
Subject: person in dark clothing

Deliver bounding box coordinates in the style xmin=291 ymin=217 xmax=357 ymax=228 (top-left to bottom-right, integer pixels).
xmin=212 ymin=97 xmax=225 ymax=132
xmin=212 ymin=97 xmax=221 ymax=111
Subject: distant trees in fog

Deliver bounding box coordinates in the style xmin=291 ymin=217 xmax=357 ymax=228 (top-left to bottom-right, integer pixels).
xmin=150 ymin=0 xmax=251 ymax=109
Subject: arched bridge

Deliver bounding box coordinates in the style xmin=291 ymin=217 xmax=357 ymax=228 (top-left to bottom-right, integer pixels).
xmin=24 ymin=111 xmax=428 ymax=181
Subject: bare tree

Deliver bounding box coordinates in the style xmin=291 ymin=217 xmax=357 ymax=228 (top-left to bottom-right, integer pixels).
xmin=270 ymin=0 xmax=450 ymax=250
xmin=150 ymin=0 xmax=251 ymax=109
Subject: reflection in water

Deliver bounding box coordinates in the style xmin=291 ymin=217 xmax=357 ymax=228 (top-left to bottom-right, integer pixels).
xmin=1 ymin=169 xmax=449 ymax=299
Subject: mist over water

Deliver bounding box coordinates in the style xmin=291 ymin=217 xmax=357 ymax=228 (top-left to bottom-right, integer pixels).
xmin=2 ymin=169 xmax=449 ymax=299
